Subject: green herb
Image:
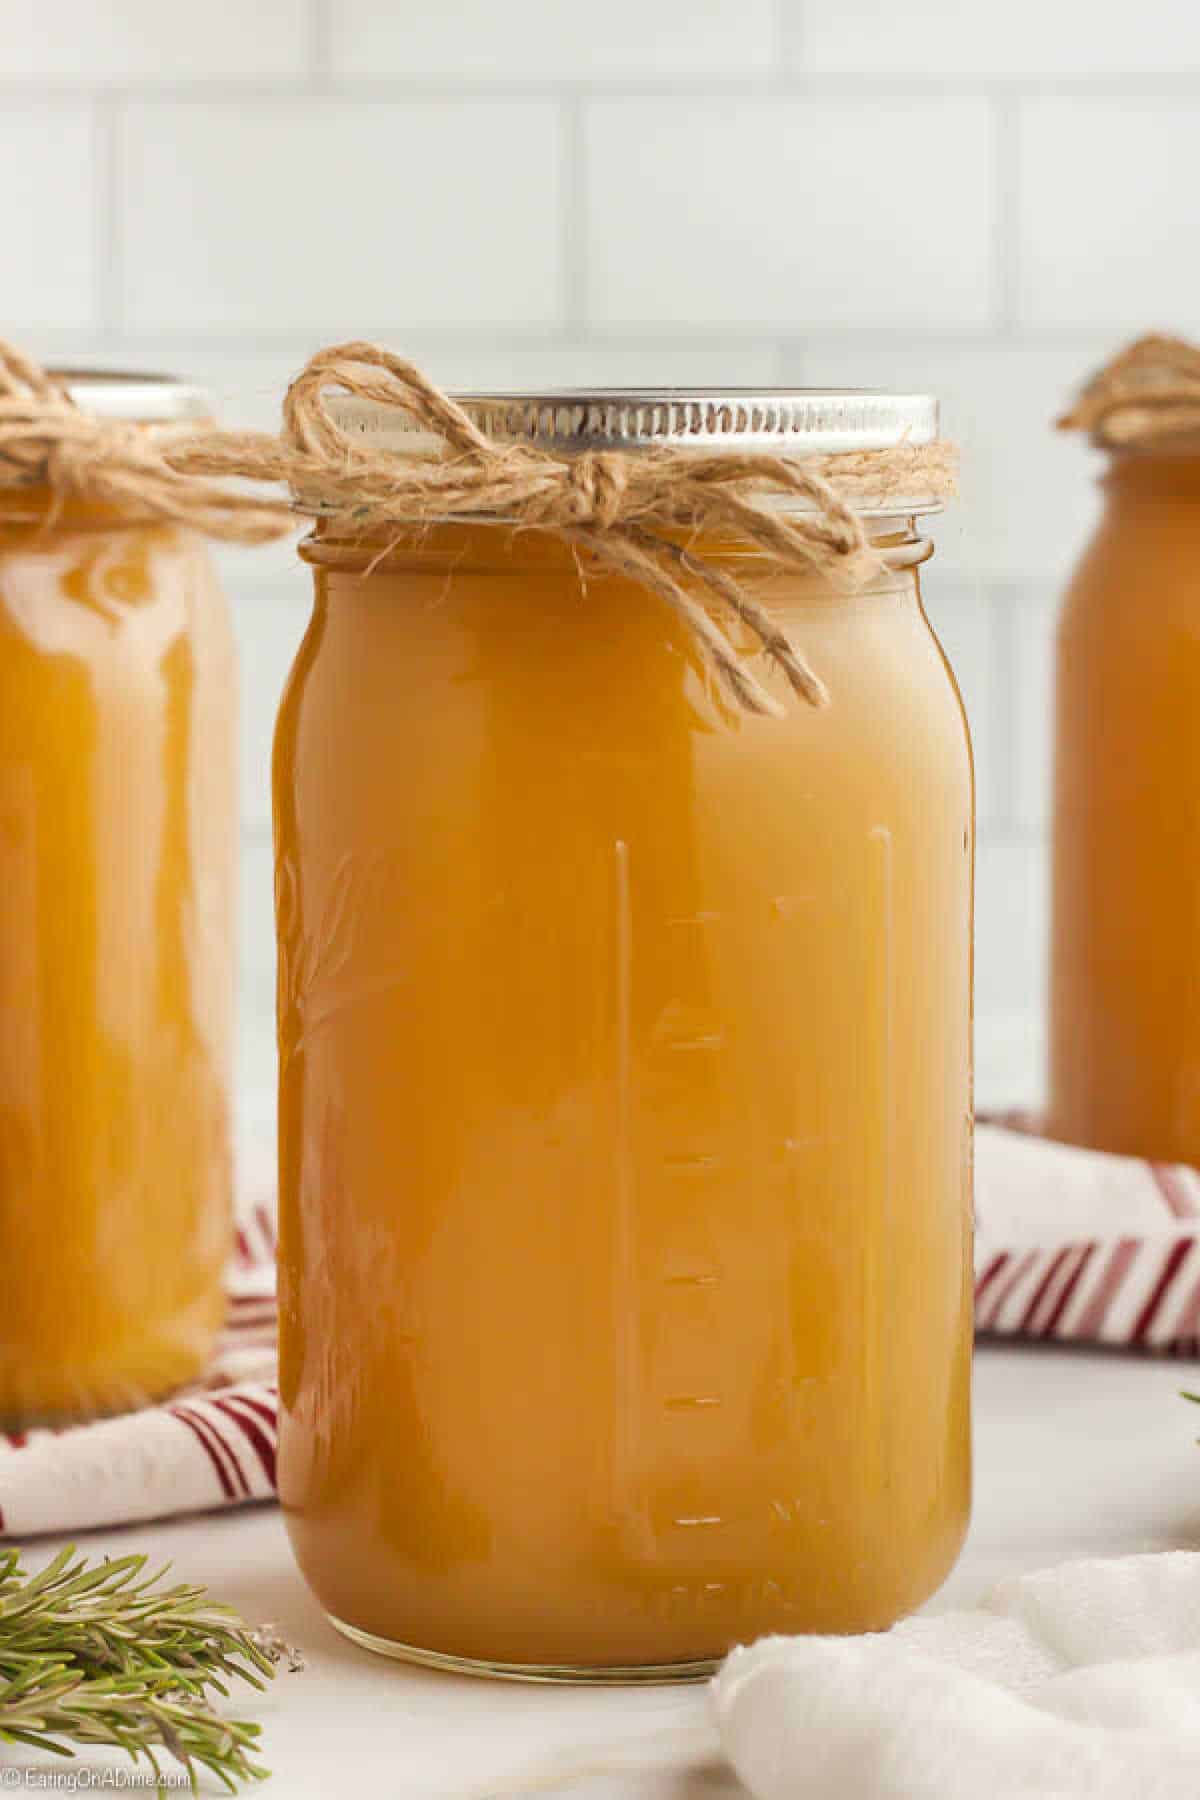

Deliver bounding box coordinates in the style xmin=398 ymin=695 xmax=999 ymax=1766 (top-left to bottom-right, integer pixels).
xmin=0 ymin=1545 xmax=301 ymax=1792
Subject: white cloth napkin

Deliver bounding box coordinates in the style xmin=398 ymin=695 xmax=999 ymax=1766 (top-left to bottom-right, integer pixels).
xmin=713 ymin=1553 xmax=1200 ymax=1800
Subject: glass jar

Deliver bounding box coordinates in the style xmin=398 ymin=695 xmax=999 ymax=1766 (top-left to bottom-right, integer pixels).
xmin=274 ymin=389 xmax=973 ymax=1681
xmin=1049 ymin=450 xmax=1200 ymax=1162
xmin=0 ymin=372 xmax=237 ymax=1424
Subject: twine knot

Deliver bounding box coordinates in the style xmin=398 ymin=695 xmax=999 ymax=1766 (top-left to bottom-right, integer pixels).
xmin=0 ymin=337 xmax=958 ymax=717
xmin=0 ymin=341 xmax=294 ymax=544
xmin=560 ymin=450 xmax=629 ymax=528
xmin=260 ymin=342 xmax=957 ymax=718
xmin=1059 ymin=335 xmax=1200 ymax=450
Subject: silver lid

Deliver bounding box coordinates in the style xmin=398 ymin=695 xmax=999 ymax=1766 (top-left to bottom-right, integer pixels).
xmin=327 ymin=386 xmax=938 ymax=457
xmin=49 ymin=368 xmax=212 ymax=423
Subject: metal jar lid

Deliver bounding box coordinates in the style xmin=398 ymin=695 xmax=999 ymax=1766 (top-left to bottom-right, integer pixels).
xmin=49 ymin=368 xmax=212 ymax=423
xmin=327 ymin=386 xmax=937 ymax=457
xmin=324 ymin=386 xmax=943 ymax=516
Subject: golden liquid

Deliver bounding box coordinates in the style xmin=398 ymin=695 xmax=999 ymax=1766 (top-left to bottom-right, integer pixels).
xmin=0 ymin=493 xmax=236 ymax=1423
xmin=274 ymin=524 xmax=973 ymax=1673
xmin=1050 ymin=453 xmax=1200 ymax=1162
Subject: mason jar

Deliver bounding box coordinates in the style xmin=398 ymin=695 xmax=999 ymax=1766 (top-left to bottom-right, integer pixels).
xmin=0 ymin=371 xmax=236 ymax=1424
xmin=1049 ymin=448 xmax=1200 ymax=1163
xmin=274 ymin=389 xmax=974 ymax=1680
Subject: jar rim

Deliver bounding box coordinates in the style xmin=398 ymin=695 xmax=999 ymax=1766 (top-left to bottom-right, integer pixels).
xmin=299 ymin=514 xmax=936 ymax=575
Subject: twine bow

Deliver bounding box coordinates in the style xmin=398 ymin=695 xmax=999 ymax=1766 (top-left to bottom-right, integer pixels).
xmin=0 ymin=342 xmax=293 ymax=544
xmin=1 ymin=337 xmax=958 ymax=716
xmin=187 ymin=343 xmax=958 ymax=718
xmin=1059 ymin=335 xmax=1200 ymax=451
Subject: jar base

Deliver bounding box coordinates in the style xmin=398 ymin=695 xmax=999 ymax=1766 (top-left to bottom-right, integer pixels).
xmin=326 ymin=1613 xmax=718 ymax=1685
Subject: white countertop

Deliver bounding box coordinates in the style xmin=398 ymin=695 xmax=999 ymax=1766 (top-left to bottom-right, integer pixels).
xmin=9 ymin=1346 xmax=1200 ymax=1798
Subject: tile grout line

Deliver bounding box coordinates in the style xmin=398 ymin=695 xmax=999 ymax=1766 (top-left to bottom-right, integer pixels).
xmin=9 ymin=73 xmax=1200 ymax=101
xmin=12 ymin=328 xmax=1129 ymax=391
xmin=11 ymin=325 xmax=1127 ymax=353
xmin=989 ymin=581 xmax=1023 ymax=834
xmin=561 ymin=95 xmax=587 ymax=334
xmin=91 ymin=93 xmax=121 ymax=337
xmin=993 ymin=92 xmax=1022 ymax=332
xmin=772 ymin=0 xmax=796 ymax=72
xmin=308 ymin=0 xmax=333 ymax=93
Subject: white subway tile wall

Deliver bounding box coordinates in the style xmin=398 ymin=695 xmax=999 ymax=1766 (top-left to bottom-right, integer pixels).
xmin=11 ymin=0 xmax=1185 ymax=1122
xmin=796 ymin=0 xmax=1200 ymax=76
xmin=582 ymin=97 xmax=997 ymax=328
xmin=330 ymin=0 xmax=777 ymax=80
xmin=118 ymin=100 xmax=566 ymax=332
xmin=0 ymin=104 xmax=97 ymax=328
xmin=0 ymin=0 xmax=312 ymax=80
xmin=1019 ymin=101 xmax=1200 ymax=329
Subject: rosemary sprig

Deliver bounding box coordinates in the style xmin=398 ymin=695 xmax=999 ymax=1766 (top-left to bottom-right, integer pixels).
xmin=0 ymin=1545 xmax=301 ymax=1792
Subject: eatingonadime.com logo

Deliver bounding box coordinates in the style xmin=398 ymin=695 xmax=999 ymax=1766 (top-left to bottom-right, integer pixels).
xmin=0 ymin=1772 xmax=192 ymax=1791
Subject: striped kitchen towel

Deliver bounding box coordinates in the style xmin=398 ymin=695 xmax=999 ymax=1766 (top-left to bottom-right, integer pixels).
xmin=5 ymin=1121 xmax=1200 ymax=1535
xmin=0 ymin=1201 xmax=278 ymax=1538
xmin=974 ymin=1121 xmax=1200 ymax=1354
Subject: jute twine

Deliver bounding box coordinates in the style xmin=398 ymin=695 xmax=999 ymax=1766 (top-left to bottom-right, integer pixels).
xmin=0 ymin=341 xmax=293 ymax=544
xmin=182 ymin=344 xmax=958 ymax=717
xmin=1 ymin=338 xmax=957 ymax=717
xmin=1058 ymin=335 xmax=1200 ymax=451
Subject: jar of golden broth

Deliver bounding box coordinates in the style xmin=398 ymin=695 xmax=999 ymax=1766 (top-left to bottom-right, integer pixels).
xmin=0 ymin=370 xmax=236 ymax=1424
xmin=1050 ymin=339 xmax=1200 ymax=1164
xmin=274 ymin=384 xmax=973 ymax=1679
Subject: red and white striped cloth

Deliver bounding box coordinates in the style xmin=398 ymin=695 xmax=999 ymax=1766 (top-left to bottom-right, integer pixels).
xmin=4 ymin=1120 xmax=1200 ymax=1537
xmin=0 ymin=1201 xmax=278 ymax=1538
xmin=974 ymin=1121 xmax=1200 ymax=1355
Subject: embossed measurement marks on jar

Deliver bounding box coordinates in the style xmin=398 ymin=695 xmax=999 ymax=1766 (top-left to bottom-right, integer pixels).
xmin=607 ymin=832 xmax=897 ymax=1576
